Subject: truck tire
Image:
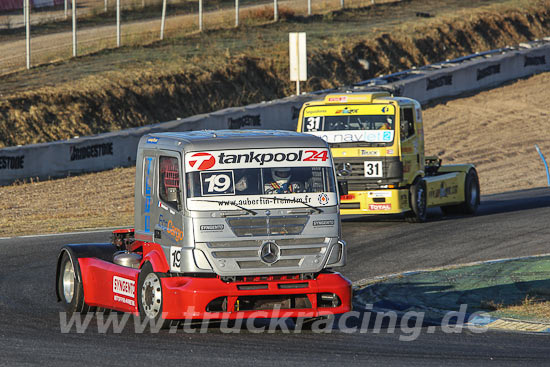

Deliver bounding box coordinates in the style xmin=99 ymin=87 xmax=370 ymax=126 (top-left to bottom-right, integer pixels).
xmin=137 ymin=262 xmax=170 ymax=329
xmin=57 ymin=250 xmax=92 ymax=314
xmin=441 ymin=168 xmax=480 ymax=216
xmin=405 ymin=179 xmax=427 ymax=223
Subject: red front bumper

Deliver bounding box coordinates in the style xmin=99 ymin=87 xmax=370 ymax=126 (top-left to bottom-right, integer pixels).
xmin=161 ymin=272 xmax=352 ymax=320
xmin=79 ymin=258 xmax=352 ymax=320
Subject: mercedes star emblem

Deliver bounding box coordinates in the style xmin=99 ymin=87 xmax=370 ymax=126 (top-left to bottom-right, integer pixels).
xmin=259 ymin=241 xmax=280 ymax=265
xmin=337 ymin=162 xmax=352 ymax=177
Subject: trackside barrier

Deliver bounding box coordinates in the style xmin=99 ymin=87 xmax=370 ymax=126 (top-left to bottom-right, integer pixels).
xmin=1 ymin=38 xmax=550 ymax=185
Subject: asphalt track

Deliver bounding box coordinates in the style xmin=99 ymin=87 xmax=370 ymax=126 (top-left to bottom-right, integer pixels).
xmin=1 ymin=187 xmax=550 ymax=366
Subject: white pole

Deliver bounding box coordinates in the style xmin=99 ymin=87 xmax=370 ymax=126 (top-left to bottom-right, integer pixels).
xmin=296 ymin=33 xmax=300 ymax=95
xmin=274 ymin=0 xmax=278 ymax=21
xmin=64 ymin=0 xmax=68 ymax=19
xmin=116 ymin=0 xmax=121 ymax=47
xmin=160 ymin=0 xmax=166 ymax=40
xmin=235 ymin=0 xmax=239 ymax=27
xmin=341 ymin=0 xmax=344 ymax=9
xmin=24 ymin=0 xmax=30 ymax=69
xmin=307 ymin=0 xmax=311 ymax=16
xmin=72 ymin=0 xmax=77 ymax=57
xmin=104 ymin=0 xmax=107 ymax=12
xmin=199 ymin=0 xmax=203 ymax=31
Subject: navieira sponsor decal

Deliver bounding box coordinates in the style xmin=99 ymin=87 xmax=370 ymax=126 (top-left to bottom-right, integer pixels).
xmin=306 ymin=130 xmax=394 ymax=143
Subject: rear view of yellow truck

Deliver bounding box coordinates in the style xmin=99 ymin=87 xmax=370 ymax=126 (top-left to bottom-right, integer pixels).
xmin=296 ymin=92 xmax=480 ymax=222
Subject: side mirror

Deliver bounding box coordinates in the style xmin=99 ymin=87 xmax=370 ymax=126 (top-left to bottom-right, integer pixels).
xmin=337 ymin=180 xmax=348 ymax=196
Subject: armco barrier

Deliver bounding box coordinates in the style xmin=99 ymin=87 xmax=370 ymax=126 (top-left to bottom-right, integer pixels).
xmin=1 ymin=38 xmax=549 ymax=185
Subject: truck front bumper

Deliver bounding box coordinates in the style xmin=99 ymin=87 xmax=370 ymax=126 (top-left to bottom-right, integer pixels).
xmin=340 ymin=189 xmax=410 ymax=216
xmin=161 ymin=272 xmax=352 ymax=320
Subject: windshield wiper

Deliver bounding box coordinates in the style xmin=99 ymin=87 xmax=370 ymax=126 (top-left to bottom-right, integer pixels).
xmin=259 ymin=196 xmax=323 ymax=214
xmin=192 ymin=199 xmax=257 ymax=216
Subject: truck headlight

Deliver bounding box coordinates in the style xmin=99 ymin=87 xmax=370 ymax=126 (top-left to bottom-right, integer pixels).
xmin=193 ymin=249 xmax=213 ymax=270
xmin=327 ymin=240 xmax=345 ymax=266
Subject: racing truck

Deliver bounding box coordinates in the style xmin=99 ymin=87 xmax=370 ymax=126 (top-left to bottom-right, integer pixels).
xmin=56 ymin=130 xmax=351 ymax=326
xmin=297 ymin=92 xmax=480 ymax=222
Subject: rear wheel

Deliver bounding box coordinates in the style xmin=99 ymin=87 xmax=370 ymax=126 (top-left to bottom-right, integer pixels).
xmin=137 ymin=262 xmax=170 ymax=329
xmin=405 ymin=179 xmax=427 ymax=223
xmin=57 ymin=251 xmax=92 ymax=314
xmin=441 ymin=168 xmax=480 ymax=215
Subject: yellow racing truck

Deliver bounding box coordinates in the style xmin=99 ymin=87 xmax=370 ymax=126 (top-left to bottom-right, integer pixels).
xmin=297 ymin=92 xmax=480 ymax=222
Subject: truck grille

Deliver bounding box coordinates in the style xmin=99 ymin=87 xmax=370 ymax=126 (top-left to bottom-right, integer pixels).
xmin=333 ymin=156 xmax=402 ymax=190
xmin=202 ymin=237 xmax=330 ymax=273
xmin=226 ymin=215 xmax=308 ymax=237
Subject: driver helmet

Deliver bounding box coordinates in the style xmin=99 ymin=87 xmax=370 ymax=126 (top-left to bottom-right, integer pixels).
xmin=271 ymin=168 xmax=291 ymax=185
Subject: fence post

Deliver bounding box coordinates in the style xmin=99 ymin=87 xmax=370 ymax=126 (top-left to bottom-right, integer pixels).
xmin=24 ymin=0 xmax=30 ymax=69
xmin=116 ymin=0 xmax=121 ymax=47
xmin=160 ymin=0 xmax=167 ymax=40
xmin=307 ymin=0 xmax=311 ymax=16
xmin=72 ymin=0 xmax=77 ymax=57
xmin=199 ymin=0 xmax=203 ymax=31
xmin=235 ymin=0 xmax=239 ymax=27
xmin=274 ymin=0 xmax=278 ymax=21
xmin=64 ymin=0 xmax=68 ymax=19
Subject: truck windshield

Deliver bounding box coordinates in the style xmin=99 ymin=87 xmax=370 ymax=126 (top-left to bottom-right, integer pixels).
xmin=303 ymin=115 xmax=394 ymax=132
xmin=301 ymin=105 xmax=395 ymax=146
xmin=186 ymin=166 xmax=337 ymax=211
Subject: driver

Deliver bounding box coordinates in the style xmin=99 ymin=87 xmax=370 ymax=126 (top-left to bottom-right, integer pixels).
xmin=265 ymin=168 xmax=304 ymax=194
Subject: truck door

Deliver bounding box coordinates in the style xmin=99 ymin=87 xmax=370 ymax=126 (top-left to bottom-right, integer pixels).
xmin=399 ymin=107 xmax=420 ymax=184
xmin=154 ymin=153 xmax=185 ymax=272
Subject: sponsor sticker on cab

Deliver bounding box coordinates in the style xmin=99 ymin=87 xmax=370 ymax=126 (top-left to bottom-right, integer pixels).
xmin=361 ymin=150 xmax=380 ymax=156
xmin=368 ymin=204 xmax=392 ymax=211
xmin=185 ymin=148 xmax=331 ymax=171
xmin=367 ymin=191 xmax=392 ymax=198
xmin=113 ymin=276 xmax=135 ymax=298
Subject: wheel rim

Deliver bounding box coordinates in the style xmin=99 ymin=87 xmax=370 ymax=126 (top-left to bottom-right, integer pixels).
xmin=62 ymin=259 xmax=75 ymax=302
xmin=141 ymin=273 xmax=162 ymax=319
xmin=417 ymin=185 xmax=426 ymax=217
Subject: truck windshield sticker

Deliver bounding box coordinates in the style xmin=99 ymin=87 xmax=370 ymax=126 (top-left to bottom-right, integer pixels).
xmin=304 ymin=104 xmax=394 ymax=116
xmin=200 ymin=170 xmax=235 ymax=196
xmin=185 ymin=148 xmax=331 ymax=172
xmin=187 ymin=192 xmax=337 ymax=211
xmin=305 ymin=130 xmax=394 ymax=143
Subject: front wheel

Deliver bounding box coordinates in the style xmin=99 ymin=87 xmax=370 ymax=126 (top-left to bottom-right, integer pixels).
xmin=137 ymin=262 xmax=169 ymax=329
xmin=405 ymin=179 xmax=428 ymax=223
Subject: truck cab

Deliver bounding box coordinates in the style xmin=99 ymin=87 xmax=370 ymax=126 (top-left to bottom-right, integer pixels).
xmin=56 ymin=130 xmax=351 ymax=325
xmin=297 ymin=92 xmax=480 ymax=222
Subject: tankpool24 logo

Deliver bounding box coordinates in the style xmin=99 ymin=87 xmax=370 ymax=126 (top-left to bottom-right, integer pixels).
xmin=318 ymin=193 xmax=329 ymax=205
xmin=188 ymin=153 xmax=216 ymax=170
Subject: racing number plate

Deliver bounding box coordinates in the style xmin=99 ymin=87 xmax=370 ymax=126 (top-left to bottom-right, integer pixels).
xmin=364 ymin=161 xmax=383 ymax=178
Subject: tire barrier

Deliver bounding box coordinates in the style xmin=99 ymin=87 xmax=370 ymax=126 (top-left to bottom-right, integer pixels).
xmin=1 ymin=38 xmax=549 ymax=185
